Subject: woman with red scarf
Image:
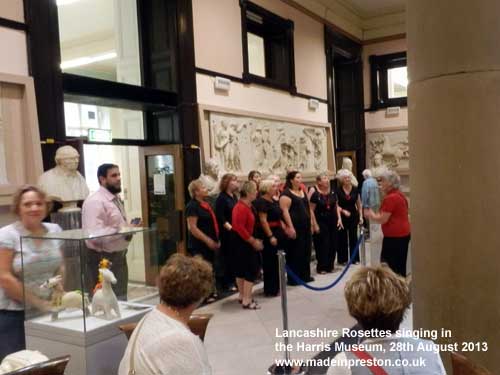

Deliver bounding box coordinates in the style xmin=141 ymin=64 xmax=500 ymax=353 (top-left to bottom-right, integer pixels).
xmin=186 ymin=179 xmax=220 ymax=302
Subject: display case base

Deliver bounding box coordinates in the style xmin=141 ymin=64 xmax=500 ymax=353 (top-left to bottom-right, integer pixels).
xmin=25 ymin=302 xmax=152 ymax=375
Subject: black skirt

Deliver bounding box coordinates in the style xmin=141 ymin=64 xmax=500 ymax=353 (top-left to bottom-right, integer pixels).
xmin=233 ymin=235 xmax=260 ymax=283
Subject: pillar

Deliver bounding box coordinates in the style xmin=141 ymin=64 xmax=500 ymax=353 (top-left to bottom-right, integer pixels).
xmin=408 ymin=0 xmax=500 ymax=372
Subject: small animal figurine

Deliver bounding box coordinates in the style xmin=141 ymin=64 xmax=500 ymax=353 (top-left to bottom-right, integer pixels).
xmin=91 ymin=267 xmax=121 ymax=320
xmin=40 ymin=275 xmax=91 ymax=321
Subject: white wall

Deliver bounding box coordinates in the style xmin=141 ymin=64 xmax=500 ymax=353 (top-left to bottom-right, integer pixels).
xmin=192 ymin=0 xmax=329 ymax=124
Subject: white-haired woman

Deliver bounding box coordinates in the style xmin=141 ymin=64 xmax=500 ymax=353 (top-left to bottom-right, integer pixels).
xmin=366 ymin=171 xmax=410 ymax=277
xmin=337 ymin=170 xmax=362 ymax=265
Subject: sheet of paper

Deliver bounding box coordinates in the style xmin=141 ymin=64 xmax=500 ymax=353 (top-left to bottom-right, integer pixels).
xmin=153 ymin=174 xmax=166 ymax=195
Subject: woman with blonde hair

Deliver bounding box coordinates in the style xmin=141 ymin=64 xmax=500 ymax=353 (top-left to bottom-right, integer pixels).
xmin=308 ymin=172 xmax=342 ymax=274
xmin=185 ymin=179 xmax=220 ymax=302
xmin=337 ymin=170 xmax=363 ymax=265
xmin=327 ymin=265 xmax=445 ymax=374
xmin=232 ymin=181 xmax=263 ymax=309
xmin=0 ymin=185 xmax=62 ymax=360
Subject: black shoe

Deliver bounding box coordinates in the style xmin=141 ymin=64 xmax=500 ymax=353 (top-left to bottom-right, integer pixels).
xmin=306 ymin=277 xmax=315 ymax=282
xmin=287 ymin=280 xmax=298 ymax=286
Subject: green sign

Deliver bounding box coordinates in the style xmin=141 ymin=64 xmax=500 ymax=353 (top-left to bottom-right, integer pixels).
xmin=88 ymin=128 xmax=112 ymax=143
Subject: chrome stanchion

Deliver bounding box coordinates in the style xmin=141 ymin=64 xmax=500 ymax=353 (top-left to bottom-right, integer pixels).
xmin=267 ymin=250 xmax=306 ymax=375
xmin=359 ymin=226 xmax=367 ymax=266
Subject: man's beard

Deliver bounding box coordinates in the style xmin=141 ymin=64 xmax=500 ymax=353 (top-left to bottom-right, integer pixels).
xmin=105 ymin=183 xmax=121 ymax=194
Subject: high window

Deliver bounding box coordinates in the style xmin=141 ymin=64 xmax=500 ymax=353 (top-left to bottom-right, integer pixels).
xmin=241 ymin=1 xmax=296 ymax=93
xmin=369 ymin=52 xmax=407 ymax=110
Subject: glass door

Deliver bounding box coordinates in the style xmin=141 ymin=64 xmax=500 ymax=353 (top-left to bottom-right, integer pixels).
xmin=139 ymin=145 xmax=185 ymax=285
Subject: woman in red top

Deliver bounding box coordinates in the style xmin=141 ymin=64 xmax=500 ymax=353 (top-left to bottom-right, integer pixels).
xmin=366 ymin=171 xmax=411 ymax=277
xmin=232 ymin=181 xmax=264 ymax=309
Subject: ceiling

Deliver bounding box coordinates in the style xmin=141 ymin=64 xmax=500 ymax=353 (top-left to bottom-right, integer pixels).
xmin=315 ymin=0 xmax=405 ymax=18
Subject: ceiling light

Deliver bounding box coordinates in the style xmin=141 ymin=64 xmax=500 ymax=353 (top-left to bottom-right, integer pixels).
xmin=61 ymin=51 xmax=117 ymax=70
xmin=56 ymin=0 xmax=81 ymax=5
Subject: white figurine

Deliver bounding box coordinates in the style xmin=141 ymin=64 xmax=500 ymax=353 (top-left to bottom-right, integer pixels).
xmin=91 ymin=268 xmax=121 ymax=320
xmin=371 ymin=153 xmax=389 ymax=178
xmin=40 ymin=275 xmax=91 ymax=321
xmin=38 ymin=145 xmax=90 ymax=212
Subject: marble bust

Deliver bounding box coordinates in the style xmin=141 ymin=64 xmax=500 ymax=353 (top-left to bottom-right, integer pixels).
xmin=371 ymin=153 xmax=389 ymax=178
xmin=38 ymin=145 xmax=89 ymax=212
xmin=198 ymin=158 xmax=220 ymax=196
xmin=337 ymin=157 xmax=358 ymax=187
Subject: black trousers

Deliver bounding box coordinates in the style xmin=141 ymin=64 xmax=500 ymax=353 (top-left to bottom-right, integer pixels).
xmin=0 ymin=310 xmax=25 ymax=361
xmin=285 ymin=225 xmax=311 ymax=284
xmin=85 ymin=249 xmax=129 ymax=300
xmin=262 ymin=238 xmax=280 ymax=295
xmin=337 ymin=224 xmax=360 ymax=264
xmin=381 ymin=235 xmax=411 ymax=277
xmin=313 ymin=220 xmax=337 ymax=272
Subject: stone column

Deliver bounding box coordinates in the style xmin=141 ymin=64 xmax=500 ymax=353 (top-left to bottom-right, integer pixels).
xmin=408 ymin=0 xmax=500 ymax=372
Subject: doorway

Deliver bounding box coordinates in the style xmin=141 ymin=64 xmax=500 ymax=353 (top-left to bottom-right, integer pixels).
xmin=82 ymin=143 xmax=185 ymax=287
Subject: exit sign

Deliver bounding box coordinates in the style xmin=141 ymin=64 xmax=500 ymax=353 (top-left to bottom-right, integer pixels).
xmin=88 ymin=128 xmax=112 ymax=143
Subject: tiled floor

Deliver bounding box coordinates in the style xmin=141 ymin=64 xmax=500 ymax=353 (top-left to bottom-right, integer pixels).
xmin=197 ymin=265 xmax=359 ymax=375
xmin=196 ymin=238 xmax=413 ymax=375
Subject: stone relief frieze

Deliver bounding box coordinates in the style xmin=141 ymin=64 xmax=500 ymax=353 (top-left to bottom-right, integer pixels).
xmin=209 ymin=112 xmax=328 ymax=174
xmin=366 ymin=129 xmax=409 ymax=171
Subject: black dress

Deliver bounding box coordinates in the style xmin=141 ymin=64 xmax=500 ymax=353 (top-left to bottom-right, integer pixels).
xmin=281 ymin=188 xmax=312 ymax=284
xmin=215 ymin=192 xmax=238 ymax=285
xmin=254 ymin=197 xmax=284 ymax=296
xmin=337 ymin=186 xmax=360 ymax=264
xmin=310 ymin=188 xmax=338 ymax=272
xmin=185 ymin=199 xmax=219 ymax=263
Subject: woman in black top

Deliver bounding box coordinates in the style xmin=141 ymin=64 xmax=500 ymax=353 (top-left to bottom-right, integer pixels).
xmin=309 ymin=173 xmax=343 ymax=274
xmin=280 ymin=171 xmax=314 ymax=285
xmin=215 ymin=173 xmax=239 ymax=291
xmin=186 ymin=179 xmax=220 ymax=301
xmin=254 ymin=179 xmax=284 ymax=296
xmin=336 ymin=170 xmax=363 ymax=265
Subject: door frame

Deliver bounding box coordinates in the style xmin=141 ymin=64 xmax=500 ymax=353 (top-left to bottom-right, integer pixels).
xmin=139 ymin=144 xmax=186 ymax=284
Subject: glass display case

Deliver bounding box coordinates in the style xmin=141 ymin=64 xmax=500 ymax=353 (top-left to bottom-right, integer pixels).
xmin=20 ymin=227 xmax=160 ymax=375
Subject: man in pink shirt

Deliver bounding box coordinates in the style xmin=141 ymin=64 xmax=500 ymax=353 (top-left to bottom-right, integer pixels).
xmin=82 ymin=164 xmax=138 ymax=300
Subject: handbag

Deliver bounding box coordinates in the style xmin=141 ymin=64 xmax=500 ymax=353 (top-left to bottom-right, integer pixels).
xmin=128 ymin=315 xmax=149 ymax=375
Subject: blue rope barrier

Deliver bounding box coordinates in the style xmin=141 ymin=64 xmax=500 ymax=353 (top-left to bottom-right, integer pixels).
xmin=285 ymin=234 xmax=364 ymax=291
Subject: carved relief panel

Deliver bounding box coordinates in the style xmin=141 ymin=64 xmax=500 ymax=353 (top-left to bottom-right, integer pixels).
xmin=209 ymin=112 xmax=329 ymax=175
xmin=366 ymin=128 xmax=409 ymax=171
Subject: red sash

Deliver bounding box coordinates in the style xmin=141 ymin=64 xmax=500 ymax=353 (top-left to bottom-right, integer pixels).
xmin=351 ymin=349 xmax=389 ymax=375
xmin=268 ymin=221 xmax=282 ymax=228
xmin=199 ymin=201 xmax=220 ymax=238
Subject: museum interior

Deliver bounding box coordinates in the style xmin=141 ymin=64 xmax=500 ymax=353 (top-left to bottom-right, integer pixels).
xmin=0 ymin=0 xmax=496 ymax=374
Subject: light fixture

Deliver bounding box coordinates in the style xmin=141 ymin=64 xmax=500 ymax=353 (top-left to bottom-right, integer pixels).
xmin=61 ymin=51 xmax=117 ymax=70
xmin=56 ymin=0 xmax=82 ymax=6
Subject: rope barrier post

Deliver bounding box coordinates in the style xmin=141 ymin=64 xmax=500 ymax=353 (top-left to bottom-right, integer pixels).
xmin=360 ymin=225 xmax=367 ymax=266
xmin=267 ymin=250 xmax=306 ymax=375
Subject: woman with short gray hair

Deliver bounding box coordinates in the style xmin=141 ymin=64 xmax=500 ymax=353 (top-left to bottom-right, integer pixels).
xmin=366 ymin=171 xmax=411 ymax=277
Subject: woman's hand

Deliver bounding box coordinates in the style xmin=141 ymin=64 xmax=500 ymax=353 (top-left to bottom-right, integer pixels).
xmin=223 ymin=222 xmax=232 ymax=231
xmin=365 ymin=208 xmax=375 ymax=219
xmin=359 ymin=216 xmax=364 ymax=225
xmin=342 ymin=209 xmax=351 ymax=218
xmin=207 ymin=239 xmax=220 ymax=251
xmin=313 ymin=223 xmax=320 ymax=234
xmin=251 ymin=238 xmax=264 ymax=251
xmin=337 ymin=219 xmax=344 ymax=230
xmin=269 ymin=236 xmax=278 ymax=247
xmin=285 ymin=226 xmax=296 ymax=239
